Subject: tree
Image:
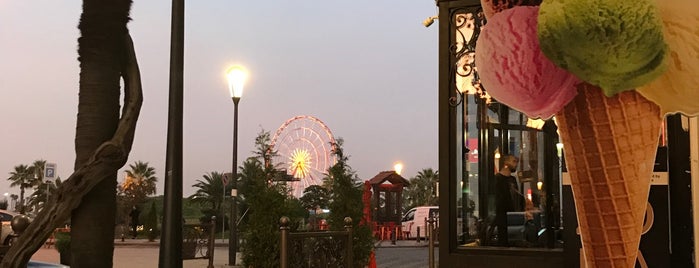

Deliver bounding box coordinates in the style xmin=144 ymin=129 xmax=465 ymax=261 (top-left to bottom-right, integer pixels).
xmin=189 ymin=172 xmax=227 ymax=214
xmin=189 ymin=172 xmax=231 ymax=230
xmin=121 ymin=161 xmax=158 ymax=207
xmin=240 ymin=131 xmax=304 ymax=267
xmin=253 ymin=129 xmax=277 ymax=169
xmin=2 ymin=1 xmax=142 ymax=264
xmin=300 ymin=185 xmax=330 ymax=211
xmin=300 ymin=185 xmax=329 ymax=231
xmin=8 ymin=164 xmax=38 ymax=213
xmin=325 ymin=138 xmax=374 ymax=267
xmin=144 ymin=201 xmax=159 ymax=241
xmin=403 ymin=168 xmax=439 ymax=211
xmin=30 ymin=160 xmax=47 ymax=180
xmin=69 ymin=2 xmax=136 ymax=266
xmin=25 ymin=160 xmax=50 ymax=212
xmin=27 ymin=177 xmax=63 ymax=213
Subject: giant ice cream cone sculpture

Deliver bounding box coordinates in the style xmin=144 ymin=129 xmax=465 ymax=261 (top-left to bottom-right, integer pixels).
xmin=476 ymin=0 xmax=698 ymax=266
xmin=555 ymin=83 xmax=662 ymax=267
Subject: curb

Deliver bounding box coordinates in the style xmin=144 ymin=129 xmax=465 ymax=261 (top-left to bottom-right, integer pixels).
xmin=113 ymin=240 xmax=230 ymax=248
xmin=374 ymin=240 xmax=438 ymax=248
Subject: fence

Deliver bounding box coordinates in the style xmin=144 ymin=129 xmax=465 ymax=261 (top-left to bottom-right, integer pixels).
xmin=280 ymin=216 xmax=353 ymax=268
xmin=183 ymin=216 xmax=216 ymax=268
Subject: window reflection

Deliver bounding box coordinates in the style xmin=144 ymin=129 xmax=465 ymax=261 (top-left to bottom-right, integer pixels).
xmin=451 ymin=8 xmax=564 ymax=251
xmin=456 ymin=99 xmax=563 ymax=249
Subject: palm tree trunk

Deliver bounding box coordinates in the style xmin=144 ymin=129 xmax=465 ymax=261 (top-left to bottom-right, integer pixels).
xmin=71 ymin=0 xmax=132 ymax=266
xmin=18 ymin=187 xmax=25 ymax=213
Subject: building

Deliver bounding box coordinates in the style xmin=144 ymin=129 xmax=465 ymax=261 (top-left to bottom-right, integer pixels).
xmin=435 ymin=0 xmax=699 ymax=266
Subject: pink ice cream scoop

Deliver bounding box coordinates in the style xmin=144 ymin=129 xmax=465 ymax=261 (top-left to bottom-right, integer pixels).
xmin=475 ymin=6 xmax=578 ymax=119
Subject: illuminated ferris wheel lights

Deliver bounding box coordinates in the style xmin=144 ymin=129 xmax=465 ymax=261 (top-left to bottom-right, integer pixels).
xmin=271 ymin=115 xmax=336 ymax=198
xmin=289 ymin=149 xmax=312 ymax=179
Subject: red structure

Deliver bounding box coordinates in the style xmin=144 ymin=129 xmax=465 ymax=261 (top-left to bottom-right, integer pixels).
xmin=369 ymin=171 xmax=409 ymax=239
xmin=363 ymin=181 xmax=377 ymax=267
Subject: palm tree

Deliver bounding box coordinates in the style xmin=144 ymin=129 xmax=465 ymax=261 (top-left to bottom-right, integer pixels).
xmin=189 ymin=172 xmax=227 ymax=213
xmin=403 ymin=168 xmax=440 ymax=210
xmin=26 ymin=177 xmax=62 ymax=213
xmin=30 ymin=159 xmax=47 ymax=182
xmin=8 ymin=164 xmax=39 ymax=213
xmin=69 ymin=1 xmax=134 ymax=266
xmin=190 ymin=171 xmax=232 ymax=235
xmin=121 ymin=161 xmax=158 ymax=207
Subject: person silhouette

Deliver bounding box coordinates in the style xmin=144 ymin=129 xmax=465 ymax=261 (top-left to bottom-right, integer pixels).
xmin=494 ymin=155 xmax=524 ymax=246
xmin=129 ymin=206 xmax=140 ymax=239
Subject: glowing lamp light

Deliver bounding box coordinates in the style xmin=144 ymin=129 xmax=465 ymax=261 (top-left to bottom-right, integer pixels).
xmin=537 ymin=181 xmax=543 ymax=191
xmin=526 ymin=118 xmax=546 ymax=130
xmin=394 ymin=162 xmax=404 ymax=175
xmin=226 ymin=65 xmax=248 ymax=99
xmin=556 ymin=142 xmax=564 ymax=157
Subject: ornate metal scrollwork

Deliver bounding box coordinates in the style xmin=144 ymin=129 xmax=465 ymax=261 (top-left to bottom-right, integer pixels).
xmin=289 ymin=234 xmax=349 ymax=268
xmin=449 ymin=7 xmax=490 ymax=107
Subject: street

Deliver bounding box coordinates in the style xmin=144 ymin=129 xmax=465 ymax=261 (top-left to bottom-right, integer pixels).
xmin=375 ymin=246 xmax=439 ymax=268
xmin=29 ymin=242 xmax=438 ymax=267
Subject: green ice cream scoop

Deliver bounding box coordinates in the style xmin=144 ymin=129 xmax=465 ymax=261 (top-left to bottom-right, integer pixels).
xmin=537 ymin=0 xmax=667 ymax=96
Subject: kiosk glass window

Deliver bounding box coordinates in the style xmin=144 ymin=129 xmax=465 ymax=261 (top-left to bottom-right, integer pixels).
xmin=450 ymin=8 xmax=564 ymax=250
xmin=455 ymin=100 xmax=563 ymax=249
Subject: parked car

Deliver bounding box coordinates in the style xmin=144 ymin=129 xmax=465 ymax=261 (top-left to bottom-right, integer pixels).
xmin=0 ymin=209 xmax=20 ymax=245
xmin=401 ymin=206 xmax=439 ymax=239
xmin=27 ymin=260 xmax=69 ymax=268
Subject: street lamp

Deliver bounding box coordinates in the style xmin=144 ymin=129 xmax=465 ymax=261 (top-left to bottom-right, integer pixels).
xmin=226 ymin=65 xmax=247 ymax=266
xmin=393 ymin=162 xmax=403 ymax=175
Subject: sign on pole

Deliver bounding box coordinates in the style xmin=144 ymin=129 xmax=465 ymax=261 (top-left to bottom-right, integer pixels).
xmin=223 ymin=172 xmax=232 ymax=186
xmin=44 ymin=163 xmax=57 ymax=181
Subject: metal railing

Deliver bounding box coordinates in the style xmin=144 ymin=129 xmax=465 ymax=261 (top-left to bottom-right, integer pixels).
xmin=280 ymin=216 xmax=353 ymax=268
xmin=183 ymin=216 xmax=216 ymax=268
xmin=427 ymin=216 xmax=436 ymax=268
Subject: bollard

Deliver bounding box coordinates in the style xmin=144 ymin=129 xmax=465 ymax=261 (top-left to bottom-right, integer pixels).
xmin=416 ymin=226 xmax=421 ymax=243
xmin=424 ymin=217 xmax=428 ymax=242
xmin=207 ymin=216 xmax=216 ymax=268
xmin=344 ymin=217 xmax=354 ymax=268
xmin=428 ymin=217 xmax=435 ymax=268
xmin=280 ymin=217 xmax=290 ymax=268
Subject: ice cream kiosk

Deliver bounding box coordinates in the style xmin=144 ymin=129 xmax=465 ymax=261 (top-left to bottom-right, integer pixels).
xmin=435 ymin=0 xmax=699 ymax=267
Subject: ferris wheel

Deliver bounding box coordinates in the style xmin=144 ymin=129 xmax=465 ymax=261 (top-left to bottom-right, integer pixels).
xmin=270 ymin=115 xmax=337 ymax=198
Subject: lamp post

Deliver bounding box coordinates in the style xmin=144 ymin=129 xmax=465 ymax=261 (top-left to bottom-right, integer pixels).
xmin=226 ymin=65 xmax=247 ymax=266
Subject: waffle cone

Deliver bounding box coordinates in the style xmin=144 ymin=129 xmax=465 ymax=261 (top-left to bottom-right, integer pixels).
xmin=555 ymin=83 xmax=661 ymax=267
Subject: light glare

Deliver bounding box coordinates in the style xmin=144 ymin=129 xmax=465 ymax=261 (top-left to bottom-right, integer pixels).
xmin=226 ymin=65 xmax=248 ymax=98
xmin=394 ymin=162 xmax=403 ymax=175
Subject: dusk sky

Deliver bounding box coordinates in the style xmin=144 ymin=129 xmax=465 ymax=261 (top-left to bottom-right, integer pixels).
xmin=1 ymin=1 xmax=439 ymax=197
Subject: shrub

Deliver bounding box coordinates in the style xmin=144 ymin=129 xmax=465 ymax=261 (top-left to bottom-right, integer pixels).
xmin=326 ymin=139 xmax=374 ymax=267
xmin=144 ymin=201 xmax=159 ymax=241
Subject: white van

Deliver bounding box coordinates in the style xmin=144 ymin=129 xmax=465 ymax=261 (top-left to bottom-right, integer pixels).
xmin=401 ymin=206 xmax=438 ymax=239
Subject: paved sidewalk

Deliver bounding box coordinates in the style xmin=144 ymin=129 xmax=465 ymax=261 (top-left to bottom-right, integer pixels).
xmin=28 ymin=238 xmax=435 ymax=267
xmin=374 ymin=238 xmax=438 ymax=248
xmin=33 ymin=239 xmax=240 ymax=268
xmin=113 ymin=238 xmax=231 ymax=247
